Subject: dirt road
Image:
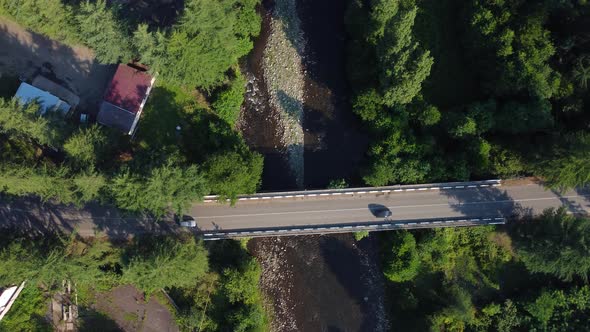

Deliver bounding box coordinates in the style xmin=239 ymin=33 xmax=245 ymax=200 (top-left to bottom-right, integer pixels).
xmin=0 ymin=17 xmax=115 ymax=110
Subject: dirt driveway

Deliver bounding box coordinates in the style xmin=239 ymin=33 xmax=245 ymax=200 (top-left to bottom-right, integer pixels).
xmin=90 ymin=285 xmax=180 ymax=332
xmin=0 ymin=17 xmax=116 ymax=111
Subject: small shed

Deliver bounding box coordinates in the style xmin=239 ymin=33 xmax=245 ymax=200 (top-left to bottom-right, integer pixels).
xmin=0 ymin=281 xmax=26 ymax=321
xmin=97 ymin=64 xmax=155 ymax=136
xmin=14 ymin=82 xmax=71 ymax=115
xmin=31 ymin=76 xmax=79 ymax=110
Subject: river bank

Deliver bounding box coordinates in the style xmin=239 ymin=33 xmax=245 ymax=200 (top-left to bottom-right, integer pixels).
xmin=237 ymin=0 xmax=306 ymax=190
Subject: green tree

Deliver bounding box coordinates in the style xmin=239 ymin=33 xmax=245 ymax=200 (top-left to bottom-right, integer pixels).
xmin=0 ymin=98 xmax=69 ymax=148
xmin=133 ymin=24 xmax=168 ymax=72
xmin=572 ymin=56 xmax=590 ymax=89
xmin=541 ymin=152 xmax=590 ymax=191
xmin=222 ymin=259 xmax=261 ymax=306
xmin=111 ymin=161 xmax=208 ymax=216
xmin=138 ymin=0 xmax=262 ymax=89
xmin=372 ymin=2 xmax=433 ymax=106
xmin=211 ymin=69 xmax=247 ymax=125
xmin=508 ymin=14 xmax=560 ymax=99
xmin=123 ymin=238 xmax=208 ymax=294
xmin=495 ymin=300 xmax=521 ymax=332
xmin=63 ymin=125 xmax=108 ymax=170
xmin=0 ymin=164 xmax=105 ymax=205
xmin=0 ymin=0 xmax=79 ymax=44
xmin=513 ymin=208 xmax=590 ymax=282
xmin=493 ymin=99 xmax=553 ymax=134
xmin=76 ymin=0 xmax=132 ymax=64
xmin=525 ymin=290 xmax=561 ymax=328
xmin=203 ymin=150 xmax=263 ymax=203
xmin=383 ymin=231 xmax=421 ymax=282
xmin=539 ymin=134 xmax=590 ymax=191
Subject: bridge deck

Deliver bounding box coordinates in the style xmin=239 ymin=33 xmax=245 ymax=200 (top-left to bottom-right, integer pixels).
xmin=191 ymin=180 xmax=590 ymax=238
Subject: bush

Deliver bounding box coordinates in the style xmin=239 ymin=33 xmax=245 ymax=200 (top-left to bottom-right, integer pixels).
xmin=0 ymin=286 xmax=50 ymax=332
xmin=204 ymin=150 xmax=263 ymax=203
xmin=211 ymin=69 xmax=247 ymax=126
xmin=354 ymin=230 xmax=369 ymax=241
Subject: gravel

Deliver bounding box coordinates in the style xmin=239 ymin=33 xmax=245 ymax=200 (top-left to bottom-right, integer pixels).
xmin=262 ymin=0 xmax=306 ymax=188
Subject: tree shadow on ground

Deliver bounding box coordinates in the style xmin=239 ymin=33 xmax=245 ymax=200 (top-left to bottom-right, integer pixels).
xmin=77 ymin=307 xmax=123 ymax=332
xmin=550 ymin=185 xmax=590 ymax=216
xmin=439 ymin=186 xmax=533 ymax=220
xmin=0 ymin=195 xmax=176 ymax=241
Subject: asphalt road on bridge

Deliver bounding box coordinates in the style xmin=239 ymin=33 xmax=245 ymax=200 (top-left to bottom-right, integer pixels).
xmin=191 ymin=182 xmax=590 ymax=233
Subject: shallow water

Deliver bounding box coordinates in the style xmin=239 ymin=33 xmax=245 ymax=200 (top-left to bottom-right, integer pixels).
xmin=299 ymin=0 xmax=368 ymax=189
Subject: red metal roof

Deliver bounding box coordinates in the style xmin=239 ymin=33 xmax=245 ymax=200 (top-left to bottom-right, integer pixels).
xmin=103 ymin=65 xmax=153 ymax=114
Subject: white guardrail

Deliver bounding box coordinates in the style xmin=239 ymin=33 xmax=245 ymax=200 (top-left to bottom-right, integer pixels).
xmin=202 ymin=179 xmax=502 ymax=203
xmin=200 ymin=216 xmax=507 ymax=240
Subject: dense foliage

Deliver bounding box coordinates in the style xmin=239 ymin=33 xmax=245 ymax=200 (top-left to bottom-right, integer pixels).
xmin=380 ymin=208 xmax=590 ymax=331
xmin=0 ymin=234 xmax=268 ymax=332
xmin=0 ymin=0 xmax=260 ymax=88
xmin=0 ymin=0 xmax=263 ymax=214
xmin=135 ymin=0 xmax=261 ymax=88
xmin=346 ymin=0 xmax=590 ymax=187
xmin=171 ymin=240 xmax=268 ymax=332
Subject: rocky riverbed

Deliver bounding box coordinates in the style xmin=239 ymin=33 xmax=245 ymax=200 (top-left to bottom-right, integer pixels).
xmin=261 ymin=0 xmax=306 ymax=188
xmin=249 ymin=234 xmax=389 ymax=332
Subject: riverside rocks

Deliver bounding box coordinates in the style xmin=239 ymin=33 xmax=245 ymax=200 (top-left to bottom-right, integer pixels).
xmin=262 ymin=0 xmax=306 ymax=189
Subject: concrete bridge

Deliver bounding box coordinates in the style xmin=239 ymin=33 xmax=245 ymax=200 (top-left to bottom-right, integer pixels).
xmin=191 ymin=179 xmax=590 ymax=239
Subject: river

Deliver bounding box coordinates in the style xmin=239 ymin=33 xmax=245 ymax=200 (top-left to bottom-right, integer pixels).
xmin=238 ymin=0 xmax=387 ymax=331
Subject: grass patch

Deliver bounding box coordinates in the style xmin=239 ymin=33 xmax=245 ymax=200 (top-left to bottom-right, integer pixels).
xmin=414 ymin=0 xmax=480 ymax=108
xmin=123 ymin=311 xmax=139 ymax=322
xmin=136 ymin=83 xmax=206 ymax=149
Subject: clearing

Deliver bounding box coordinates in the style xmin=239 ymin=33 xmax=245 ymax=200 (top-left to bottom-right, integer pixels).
xmin=0 ymin=17 xmax=115 ymax=111
xmin=82 ymin=285 xmax=179 ymax=332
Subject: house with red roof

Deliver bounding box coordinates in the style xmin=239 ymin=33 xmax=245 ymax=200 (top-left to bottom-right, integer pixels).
xmin=97 ymin=64 xmax=155 ymax=136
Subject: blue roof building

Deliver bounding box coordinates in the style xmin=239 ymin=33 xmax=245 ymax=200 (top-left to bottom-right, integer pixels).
xmin=14 ymin=82 xmax=71 ymax=115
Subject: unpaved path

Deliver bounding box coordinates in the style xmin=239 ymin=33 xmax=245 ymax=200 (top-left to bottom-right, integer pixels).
xmin=0 ymin=17 xmax=115 ymax=111
xmin=90 ymin=285 xmax=179 ymax=332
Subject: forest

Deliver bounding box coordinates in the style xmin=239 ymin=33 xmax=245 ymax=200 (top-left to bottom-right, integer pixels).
xmin=378 ymin=208 xmax=590 ymax=331
xmin=0 ymin=1 xmax=268 ymax=330
xmin=1 ymin=0 xmax=590 ymax=330
xmin=0 ymin=233 xmax=267 ymax=332
xmin=345 ymin=0 xmax=590 ymax=330
xmin=346 ymin=0 xmax=590 ymax=190
xmin=0 ymin=0 xmax=263 ymax=216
